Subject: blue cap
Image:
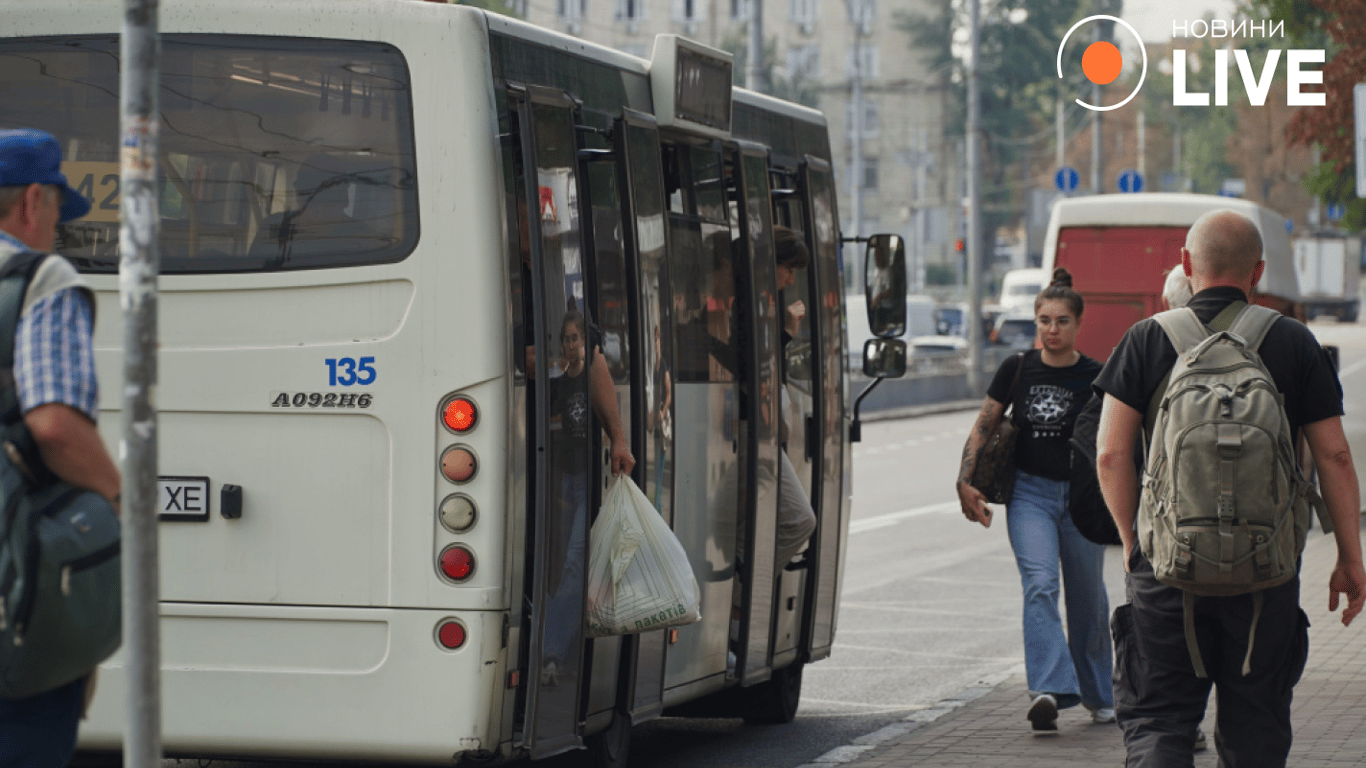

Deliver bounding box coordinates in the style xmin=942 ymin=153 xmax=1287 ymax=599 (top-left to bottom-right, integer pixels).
xmin=0 ymin=129 xmax=92 ymax=223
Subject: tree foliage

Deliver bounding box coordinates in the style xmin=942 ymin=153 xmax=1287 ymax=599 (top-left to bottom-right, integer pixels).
xmin=1247 ymin=0 xmax=1366 ymax=229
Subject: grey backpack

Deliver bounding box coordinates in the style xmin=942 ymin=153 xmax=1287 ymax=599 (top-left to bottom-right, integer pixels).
xmin=1140 ymin=301 xmax=1319 ymax=677
xmin=0 ymin=251 xmax=121 ymax=699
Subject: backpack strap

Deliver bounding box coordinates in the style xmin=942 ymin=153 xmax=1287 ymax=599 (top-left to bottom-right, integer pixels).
xmin=1224 ymin=303 xmax=1281 ymax=354
xmin=1153 ymin=307 xmax=1211 ymax=355
xmin=0 ymin=252 xmax=49 ymax=428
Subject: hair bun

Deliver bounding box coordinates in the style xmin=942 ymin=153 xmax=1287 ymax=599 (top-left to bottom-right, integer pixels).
xmin=1050 ymin=267 xmax=1073 ymax=288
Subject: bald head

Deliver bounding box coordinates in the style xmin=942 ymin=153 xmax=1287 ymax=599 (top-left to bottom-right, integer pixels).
xmin=1184 ymin=210 xmax=1263 ymax=281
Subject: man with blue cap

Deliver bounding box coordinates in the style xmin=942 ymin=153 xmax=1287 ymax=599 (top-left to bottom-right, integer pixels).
xmin=0 ymin=128 xmax=121 ymax=768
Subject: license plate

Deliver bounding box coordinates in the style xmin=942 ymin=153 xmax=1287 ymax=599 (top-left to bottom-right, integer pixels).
xmin=159 ymin=476 xmax=210 ymax=521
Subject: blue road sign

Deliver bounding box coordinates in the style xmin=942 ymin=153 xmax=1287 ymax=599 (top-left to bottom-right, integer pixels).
xmin=1327 ymin=203 xmax=1345 ymax=222
xmin=1118 ymin=169 xmax=1144 ymax=194
xmin=1055 ymin=166 xmax=1080 ymax=193
xmin=1285 ymin=218 xmax=1294 ymax=233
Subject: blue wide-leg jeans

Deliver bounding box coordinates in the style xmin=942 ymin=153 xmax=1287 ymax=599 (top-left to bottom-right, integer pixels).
xmin=1006 ymin=469 xmax=1113 ymax=710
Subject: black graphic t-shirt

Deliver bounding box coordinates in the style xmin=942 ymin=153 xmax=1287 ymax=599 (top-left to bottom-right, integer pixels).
xmin=987 ymin=350 xmax=1103 ymax=481
xmin=548 ymin=365 xmax=591 ymax=465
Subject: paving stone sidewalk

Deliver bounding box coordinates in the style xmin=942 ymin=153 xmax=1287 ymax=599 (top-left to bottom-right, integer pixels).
xmin=810 ymin=521 xmax=1366 ymax=768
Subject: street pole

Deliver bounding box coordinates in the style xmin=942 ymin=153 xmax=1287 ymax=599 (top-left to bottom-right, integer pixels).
xmin=846 ymin=0 xmax=865 ymax=242
xmin=120 ymin=2 xmax=161 ymax=767
xmin=746 ymin=0 xmax=765 ymax=92
xmin=966 ymin=0 xmax=983 ymax=394
xmin=1090 ymin=21 xmax=1102 ymax=193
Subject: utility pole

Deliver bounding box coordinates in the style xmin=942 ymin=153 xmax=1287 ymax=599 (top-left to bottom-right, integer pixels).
xmin=1090 ymin=23 xmax=1102 ymax=193
xmin=1137 ymin=106 xmax=1145 ymax=188
xmin=120 ymin=2 xmax=162 ymax=767
xmin=746 ymin=0 xmax=765 ymax=92
xmin=966 ymin=0 xmax=983 ymax=394
xmin=845 ymin=0 xmax=866 ymax=241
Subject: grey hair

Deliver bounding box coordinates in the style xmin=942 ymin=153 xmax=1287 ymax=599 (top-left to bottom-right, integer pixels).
xmin=1162 ymin=266 xmax=1193 ymax=309
xmin=0 ymin=184 xmax=60 ymax=220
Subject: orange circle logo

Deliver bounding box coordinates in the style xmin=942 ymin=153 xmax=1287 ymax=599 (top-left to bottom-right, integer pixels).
xmin=1082 ymin=41 xmax=1122 ymax=85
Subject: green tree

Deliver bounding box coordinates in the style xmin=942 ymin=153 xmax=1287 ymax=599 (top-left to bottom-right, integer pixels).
xmin=1137 ymin=35 xmax=1240 ymax=195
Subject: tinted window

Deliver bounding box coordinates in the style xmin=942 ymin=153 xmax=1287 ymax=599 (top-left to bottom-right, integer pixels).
xmin=0 ymin=35 xmax=418 ymax=273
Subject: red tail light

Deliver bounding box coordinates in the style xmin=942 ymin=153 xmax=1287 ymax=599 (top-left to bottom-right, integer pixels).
xmin=439 ymin=545 xmax=475 ymax=582
xmin=442 ymin=397 xmax=478 ymax=433
xmin=440 ymin=446 xmax=477 ymax=483
xmin=436 ymin=619 xmax=467 ymax=650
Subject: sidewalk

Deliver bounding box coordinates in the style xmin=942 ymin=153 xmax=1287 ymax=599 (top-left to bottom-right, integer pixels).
xmin=810 ymin=519 xmax=1366 ymax=768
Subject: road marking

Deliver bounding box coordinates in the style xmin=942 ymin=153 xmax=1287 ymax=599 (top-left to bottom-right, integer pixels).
xmin=849 ymin=501 xmax=958 ymax=533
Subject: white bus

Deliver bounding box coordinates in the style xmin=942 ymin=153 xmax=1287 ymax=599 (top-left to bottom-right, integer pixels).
xmin=0 ymin=1 xmax=907 ymax=764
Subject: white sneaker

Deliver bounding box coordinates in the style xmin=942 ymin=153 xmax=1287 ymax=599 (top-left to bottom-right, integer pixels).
xmin=1027 ymin=694 xmax=1058 ymax=734
xmin=1193 ymin=728 xmax=1207 ymax=751
xmin=1087 ymin=706 xmax=1116 ymax=724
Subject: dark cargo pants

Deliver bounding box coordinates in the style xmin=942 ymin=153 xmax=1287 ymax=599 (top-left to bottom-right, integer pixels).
xmin=1111 ymin=549 xmax=1309 ymax=768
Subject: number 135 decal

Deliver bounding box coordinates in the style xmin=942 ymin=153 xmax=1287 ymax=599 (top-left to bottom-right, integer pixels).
xmin=326 ymin=357 xmax=377 ymax=386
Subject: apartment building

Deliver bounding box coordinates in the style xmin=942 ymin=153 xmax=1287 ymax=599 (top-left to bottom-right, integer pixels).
xmin=519 ymin=0 xmax=958 ymax=290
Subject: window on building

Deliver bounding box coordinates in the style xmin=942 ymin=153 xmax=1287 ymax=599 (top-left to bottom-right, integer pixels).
xmin=861 ymin=158 xmax=879 ymax=190
xmin=672 ymin=0 xmax=704 ymax=22
xmin=507 ymin=0 xmax=528 ymax=15
xmin=558 ymin=0 xmax=585 ymax=19
xmin=853 ymin=0 xmax=876 ymax=33
xmin=785 ymin=44 xmax=819 ymax=82
xmin=790 ymin=0 xmax=817 ymax=32
xmin=844 ymin=101 xmax=880 ymax=138
xmin=617 ymin=0 xmax=643 ymax=21
xmin=730 ymin=0 xmax=749 ymax=20
xmin=845 ymin=44 xmax=879 ymax=78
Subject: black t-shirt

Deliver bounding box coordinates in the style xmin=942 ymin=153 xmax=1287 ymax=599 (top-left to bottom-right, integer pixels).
xmin=1092 ymin=286 xmax=1343 ymax=440
xmin=987 ymin=349 xmax=1103 ymax=481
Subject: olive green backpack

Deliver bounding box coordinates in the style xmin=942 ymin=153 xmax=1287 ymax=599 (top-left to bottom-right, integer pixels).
xmin=0 ymin=250 xmax=121 ymax=699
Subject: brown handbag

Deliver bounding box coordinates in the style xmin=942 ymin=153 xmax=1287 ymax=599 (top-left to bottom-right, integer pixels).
xmin=970 ymin=352 xmax=1025 ymax=504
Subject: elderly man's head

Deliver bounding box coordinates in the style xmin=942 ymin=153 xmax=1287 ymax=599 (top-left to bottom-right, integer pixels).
xmin=1181 ymin=210 xmax=1265 ymax=295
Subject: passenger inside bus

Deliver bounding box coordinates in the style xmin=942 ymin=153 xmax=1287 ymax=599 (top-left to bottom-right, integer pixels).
xmin=248 ymin=154 xmax=395 ymax=267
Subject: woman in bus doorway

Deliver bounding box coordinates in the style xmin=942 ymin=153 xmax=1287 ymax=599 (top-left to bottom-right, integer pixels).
xmin=955 ymin=268 xmax=1113 ymax=734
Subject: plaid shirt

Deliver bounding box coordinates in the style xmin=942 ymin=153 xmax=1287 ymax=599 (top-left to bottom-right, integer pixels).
xmin=0 ymin=231 xmax=99 ymax=421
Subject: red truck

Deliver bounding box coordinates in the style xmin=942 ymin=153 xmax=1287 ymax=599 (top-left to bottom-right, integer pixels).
xmin=1040 ymin=193 xmax=1304 ymax=362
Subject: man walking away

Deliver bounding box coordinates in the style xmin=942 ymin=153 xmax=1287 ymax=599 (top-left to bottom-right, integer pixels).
xmin=1094 ymin=208 xmax=1364 ymax=767
xmin=0 ymin=129 xmax=121 ymax=768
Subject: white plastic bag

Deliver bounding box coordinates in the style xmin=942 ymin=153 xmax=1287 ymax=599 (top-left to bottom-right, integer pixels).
xmin=586 ymin=476 xmax=701 ymax=637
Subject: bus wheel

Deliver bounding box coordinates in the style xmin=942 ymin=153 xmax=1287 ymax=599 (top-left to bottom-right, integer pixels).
xmin=585 ymin=711 xmax=631 ymax=768
xmin=742 ymin=661 xmax=803 ymax=724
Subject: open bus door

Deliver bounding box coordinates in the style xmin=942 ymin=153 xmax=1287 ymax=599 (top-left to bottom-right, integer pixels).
xmin=798 ymin=156 xmax=844 ymax=662
xmin=731 ymin=142 xmax=781 ymax=685
xmin=510 ymin=85 xmax=593 ymax=758
xmin=611 ymin=109 xmax=675 ymax=723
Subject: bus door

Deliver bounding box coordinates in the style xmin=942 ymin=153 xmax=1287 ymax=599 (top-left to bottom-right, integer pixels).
xmin=797 ymin=157 xmax=845 ymax=662
xmin=663 ymin=140 xmax=742 ymax=689
xmin=509 ymin=85 xmax=593 ymax=757
xmin=730 ymin=142 xmax=781 ymax=684
xmin=612 ymin=110 xmax=675 ymax=721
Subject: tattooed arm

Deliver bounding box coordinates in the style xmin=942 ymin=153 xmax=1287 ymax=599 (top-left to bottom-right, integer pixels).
xmin=956 ymin=396 xmax=1007 ymax=528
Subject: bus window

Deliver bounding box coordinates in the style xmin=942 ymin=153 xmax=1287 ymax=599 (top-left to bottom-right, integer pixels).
xmin=587 ymin=160 xmax=631 ymax=384
xmin=667 ymin=145 xmax=737 ymax=384
xmin=0 ymin=35 xmax=419 ymax=272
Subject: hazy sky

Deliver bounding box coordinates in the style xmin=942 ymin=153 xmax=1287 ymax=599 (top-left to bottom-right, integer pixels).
xmin=1123 ymin=0 xmax=1240 ymax=43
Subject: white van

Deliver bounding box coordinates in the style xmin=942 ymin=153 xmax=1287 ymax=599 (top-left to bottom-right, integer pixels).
xmin=999 ymin=268 xmax=1046 ymax=312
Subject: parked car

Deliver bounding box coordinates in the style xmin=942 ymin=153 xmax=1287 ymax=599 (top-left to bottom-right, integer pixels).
xmin=991 ymin=312 xmax=1037 ymax=350
xmin=999 ymin=268 xmax=1045 ymax=312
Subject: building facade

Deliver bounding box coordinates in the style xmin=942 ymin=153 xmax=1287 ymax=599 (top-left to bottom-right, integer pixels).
xmin=518 ymin=0 xmax=958 ymax=291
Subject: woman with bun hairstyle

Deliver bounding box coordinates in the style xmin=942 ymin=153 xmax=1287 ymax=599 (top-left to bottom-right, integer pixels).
xmin=955 ymin=267 xmax=1113 ymax=734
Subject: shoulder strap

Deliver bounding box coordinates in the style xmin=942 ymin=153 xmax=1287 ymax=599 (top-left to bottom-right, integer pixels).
xmin=1153 ymin=308 xmax=1210 ymax=355
xmin=1003 ymin=351 xmax=1026 ymax=416
xmin=0 ymin=252 xmax=50 ymax=427
xmin=1224 ymin=303 xmax=1281 ymax=353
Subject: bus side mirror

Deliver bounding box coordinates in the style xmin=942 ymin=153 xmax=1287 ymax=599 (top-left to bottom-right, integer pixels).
xmin=862 ymin=338 xmax=906 ymax=379
xmin=864 ymin=234 xmax=906 ymax=338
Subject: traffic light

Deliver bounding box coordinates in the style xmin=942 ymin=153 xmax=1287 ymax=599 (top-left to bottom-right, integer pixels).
xmin=955 ymin=238 xmax=964 ymax=252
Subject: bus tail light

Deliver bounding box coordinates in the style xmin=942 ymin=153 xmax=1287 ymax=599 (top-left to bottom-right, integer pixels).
xmin=442 ymin=396 xmax=478 ymax=433
xmin=440 ymin=446 xmax=477 ymax=483
xmin=439 ymin=545 xmax=475 ymax=582
xmin=436 ymin=619 xmax=467 ymax=650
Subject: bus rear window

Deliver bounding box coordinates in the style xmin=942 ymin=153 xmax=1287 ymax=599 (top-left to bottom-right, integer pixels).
xmin=0 ymin=35 xmax=418 ymax=273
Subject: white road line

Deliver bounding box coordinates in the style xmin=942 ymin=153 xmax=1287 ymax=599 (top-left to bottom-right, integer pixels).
xmin=1340 ymin=357 xmax=1366 ymax=379
xmin=849 ymin=500 xmax=958 ymax=533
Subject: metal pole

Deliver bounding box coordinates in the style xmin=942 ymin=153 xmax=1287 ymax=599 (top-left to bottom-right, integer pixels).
xmin=965 ymin=0 xmax=983 ymax=394
xmin=119 ymin=2 xmax=161 ymax=767
xmin=1137 ymin=107 xmax=1145 ymax=188
xmin=1055 ymin=90 xmax=1064 ymax=170
xmin=1089 ymin=25 xmax=1102 ymax=193
xmin=745 ymin=0 xmax=764 ymax=92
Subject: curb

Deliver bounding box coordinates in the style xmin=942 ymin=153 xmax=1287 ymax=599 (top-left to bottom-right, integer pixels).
xmin=859 ymin=398 xmax=982 ymax=423
xmin=793 ymin=667 xmax=1023 ymax=767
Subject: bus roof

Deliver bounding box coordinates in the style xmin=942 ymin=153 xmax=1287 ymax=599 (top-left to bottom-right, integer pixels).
xmin=1042 ymin=193 xmax=1301 ymax=302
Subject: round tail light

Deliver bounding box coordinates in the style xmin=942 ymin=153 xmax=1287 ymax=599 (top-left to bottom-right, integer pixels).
xmin=440 ymin=494 xmax=477 ymax=533
xmin=436 ymin=619 xmax=467 ymax=650
xmin=439 ymin=545 xmax=475 ymax=582
xmin=442 ymin=397 xmax=478 ymax=433
xmin=440 ymin=446 xmax=477 ymax=483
